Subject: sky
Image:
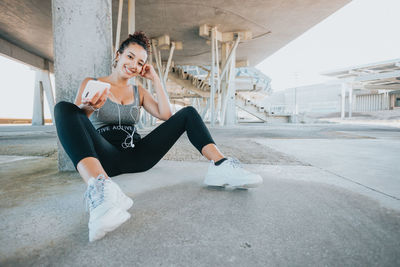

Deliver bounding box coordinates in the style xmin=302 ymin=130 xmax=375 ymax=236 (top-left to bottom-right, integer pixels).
xmin=1 ymin=0 xmax=400 ymax=119
xmin=0 ymin=56 xmax=54 ymax=119
xmin=256 ymin=0 xmax=400 ymax=91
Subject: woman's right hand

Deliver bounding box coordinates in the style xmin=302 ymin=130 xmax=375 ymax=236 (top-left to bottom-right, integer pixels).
xmin=81 ymin=88 xmax=110 ymax=111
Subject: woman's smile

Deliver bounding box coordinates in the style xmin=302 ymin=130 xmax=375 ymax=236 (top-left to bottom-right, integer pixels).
xmin=123 ymin=65 xmax=136 ymax=75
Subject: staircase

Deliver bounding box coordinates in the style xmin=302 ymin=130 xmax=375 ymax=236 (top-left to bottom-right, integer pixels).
xmin=235 ymin=93 xmax=289 ymax=123
xmin=169 ymin=66 xmax=290 ymax=123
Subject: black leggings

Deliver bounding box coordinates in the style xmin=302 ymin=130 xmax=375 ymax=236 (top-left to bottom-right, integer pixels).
xmin=54 ymin=101 xmax=215 ymax=177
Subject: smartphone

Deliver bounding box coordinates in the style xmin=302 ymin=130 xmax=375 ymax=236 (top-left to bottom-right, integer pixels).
xmin=81 ymin=80 xmax=111 ymax=101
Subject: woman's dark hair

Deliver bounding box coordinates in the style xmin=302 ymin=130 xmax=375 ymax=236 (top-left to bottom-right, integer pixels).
xmin=117 ymin=31 xmax=151 ymax=56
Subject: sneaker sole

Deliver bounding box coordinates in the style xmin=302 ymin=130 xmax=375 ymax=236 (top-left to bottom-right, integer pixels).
xmin=121 ymin=197 xmax=134 ymax=211
xmin=89 ymin=208 xmax=131 ymax=242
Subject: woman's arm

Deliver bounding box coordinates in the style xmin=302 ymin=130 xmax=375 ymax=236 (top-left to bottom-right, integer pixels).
xmin=140 ymin=65 xmax=172 ymax=121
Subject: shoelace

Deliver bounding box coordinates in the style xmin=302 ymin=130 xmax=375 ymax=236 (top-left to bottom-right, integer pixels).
xmin=226 ymin=157 xmax=242 ymax=168
xmin=84 ymin=174 xmax=108 ymax=212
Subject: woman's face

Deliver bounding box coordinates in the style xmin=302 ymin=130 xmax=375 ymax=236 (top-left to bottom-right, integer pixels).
xmin=116 ymin=43 xmax=148 ymax=78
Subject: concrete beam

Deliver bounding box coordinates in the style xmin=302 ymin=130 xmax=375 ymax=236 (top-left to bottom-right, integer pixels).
xmin=157 ymin=35 xmax=170 ymax=50
xmin=355 ymin=71 xmax=400 ymax=82
xmin=236 ymin=60 xmax=249 ymax=68
xmin=168 ymin=71 xmax=210 ymax=98
xmin=0 ymin=37 xmax=54 ymax=72
xmin=360 ymin=84 xmax=400 ymax=90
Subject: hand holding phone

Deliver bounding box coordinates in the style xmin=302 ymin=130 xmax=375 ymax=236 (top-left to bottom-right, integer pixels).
xmin=82 ymin=80 xmax=111 ymax=102
xmin=81 ymin=80 xmax=111 ymax=111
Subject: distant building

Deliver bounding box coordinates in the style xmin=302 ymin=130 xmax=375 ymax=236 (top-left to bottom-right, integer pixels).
xmin=262 ymin=59 xmax=400 ymax=117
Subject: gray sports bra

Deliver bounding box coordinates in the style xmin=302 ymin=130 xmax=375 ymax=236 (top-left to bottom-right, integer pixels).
xmin=89 ymin=78 xmax=141 ymax=130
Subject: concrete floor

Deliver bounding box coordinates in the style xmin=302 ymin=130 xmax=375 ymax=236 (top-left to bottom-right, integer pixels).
xmin=1 ymin=123 xmax=399 ymax=266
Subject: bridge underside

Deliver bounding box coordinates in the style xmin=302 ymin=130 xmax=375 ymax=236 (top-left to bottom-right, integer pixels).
xmin=0 ymin=0 xmax=351 ymax=170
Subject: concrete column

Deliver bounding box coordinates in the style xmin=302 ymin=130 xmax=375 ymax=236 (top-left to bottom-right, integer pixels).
xmin=379 ymin=94 xmax=382 ymax=110
xmin=372 ymin=95 xmax=375 ymax=111
xmin=386 ymin=92 xmax=389 ymax=110
xmin=348 ymin=84 xmax=353 ymax=118
xmin=32 ymin=70 xmax=56 ymax=125
xmin=363 ymin=96 xmax=366 ymax=111
xmin=210 ymin=27 xmax=216 ymax=126
xmin=370 ymin=95 xmax=373 ymax=111
xmin=378 ymin=95 xmax=381 ymax=110
xmin=42 ymin=71 xmax=55 ymax=120
xmin=387 ymin=92 xmax=390 ymax=110
xmin=383 ymin=93 xmax=386 ymax=110
xmin=200 ymin=98 xmax=209 ymax=120
xmin=52 ymin=0 xmax=113 ymax=171
xmin=115 ymin=0 xmax=124 ymax=50
xmin=225 ymin=46 xmax=237 ymax=126
xmin=382 ymin=94 xmax=385 ymax=110
xmin=364 ymin=95 xmax=366 ymax=111
xmin=218 ymin=42 xmax=230 ymax=126
xmin=353 ymin=90 xmax=357 ymax=113
xmin=128 ymin=0 xmax=135 ymax=34
xmin=32 ymin=71 xmax=45 ymax=125
xmin=341 ymin=83 xmax=346 ymax=119
xmin=390 ymin=94 xmax=394 ymax=109
xmin=148 ymin=45 xmax=156 ymax=126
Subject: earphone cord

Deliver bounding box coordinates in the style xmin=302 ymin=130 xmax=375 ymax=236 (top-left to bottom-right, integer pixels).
xmin=96 ymin=91 xmax=138 ymax=149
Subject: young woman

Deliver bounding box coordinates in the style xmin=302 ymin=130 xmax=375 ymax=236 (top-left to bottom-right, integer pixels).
xmin=54 ymin=31 xmax=262 ymax=242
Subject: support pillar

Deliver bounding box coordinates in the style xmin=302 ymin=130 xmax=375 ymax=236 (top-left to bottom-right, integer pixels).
xmin=32 ymin=70 xmax=56 ymax=125
xmin=52 ymin=0 xmax=113 ymax=171
xmin=163 ymin=42 xmax=175 ymax=85
xmin=348 ymin=83 xmax=353 ymax=118
xmin=218 ymin=42 xmax=230 ymax=126
xmin=225 ymin=45 xmax=237 ymax=126
xmin=128 ymin=0 xmax=135 ymax=35
xmin=32 ymin=71 xmax=45 ymax=125
xmin=115 ymin=0 xmax=124 ymax=51
xmin=341 ymin=83 xmax=346 ymax=119
xmin=148 ymin=44 xmax=156 ymax=126
xmin=210 ymin=27 xmax=217 ymax=127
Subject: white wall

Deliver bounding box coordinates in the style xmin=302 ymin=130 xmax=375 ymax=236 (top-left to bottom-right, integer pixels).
xmin=262 ymin=83 xmax=342 ymax=114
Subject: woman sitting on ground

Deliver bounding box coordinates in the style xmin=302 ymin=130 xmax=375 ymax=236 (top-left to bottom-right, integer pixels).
xmin=54 ymin=31 xmax=262 ymax=242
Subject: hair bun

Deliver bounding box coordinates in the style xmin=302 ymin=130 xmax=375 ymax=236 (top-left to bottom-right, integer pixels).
xmin=128 ymin=31 xmax=150 ymax=53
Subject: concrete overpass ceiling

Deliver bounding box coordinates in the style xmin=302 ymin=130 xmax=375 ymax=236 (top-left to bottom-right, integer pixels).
xmin=133 ymin=0 xmax=351 ymax=66
xmin=0 ymin=0 xmax=350 ymax=68
xmin=0 ymin=0 xmax=53 ymax=61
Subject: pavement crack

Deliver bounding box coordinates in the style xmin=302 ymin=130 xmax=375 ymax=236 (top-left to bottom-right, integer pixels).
xmin=316 ymin=166 xmax=400 ymax=201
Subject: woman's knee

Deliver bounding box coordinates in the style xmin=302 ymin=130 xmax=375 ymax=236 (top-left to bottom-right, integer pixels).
xmin=54 ymin=101 xmax=77 ymax=115
xmin=180 ymin=105 xmax=198 ymax=116
xmin=54 ymin=101 xmax=81 ymax=119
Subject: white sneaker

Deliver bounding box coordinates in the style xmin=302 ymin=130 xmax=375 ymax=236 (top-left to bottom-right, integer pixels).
xmin=108 ymin=178 xmax=134 ymax=210
xmin=84 ymin=176 xmax=131 ymax=242
xmin=204 ymin=157 xmax=263 ymax=188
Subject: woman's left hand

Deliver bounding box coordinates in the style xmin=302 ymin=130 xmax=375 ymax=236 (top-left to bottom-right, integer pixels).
xmin=139 ymin=63 xmax=158 ymax=81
